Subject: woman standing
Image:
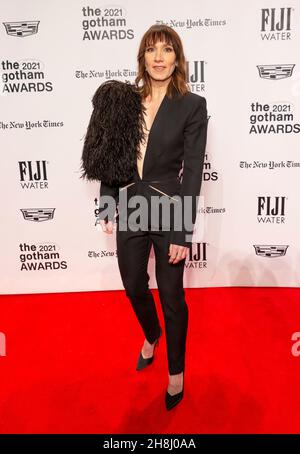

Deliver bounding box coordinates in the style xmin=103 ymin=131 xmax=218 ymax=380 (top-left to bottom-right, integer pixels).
xmin=99 ymin=24 xmax=208 ymax=410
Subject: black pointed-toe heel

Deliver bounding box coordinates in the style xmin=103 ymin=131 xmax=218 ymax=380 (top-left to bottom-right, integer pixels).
xmin=165 ymin=373 xmax=184 ymax=410
xmin=165 ymin=389 xmax=184 ymax=411
xmin=136 ymin=327 xmax=162 ymax=371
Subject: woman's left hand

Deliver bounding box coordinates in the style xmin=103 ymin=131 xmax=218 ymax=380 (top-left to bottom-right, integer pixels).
xmin=168 ymin=244 xmax=189 ymax=264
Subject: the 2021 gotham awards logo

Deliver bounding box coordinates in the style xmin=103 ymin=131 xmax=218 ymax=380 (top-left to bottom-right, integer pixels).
xmin=1 ymin=20 xmax=54 ymax=94
xmin=257 ymin=196 xmax=287 ymax=224
xmin=253 ymin=244 xmax=289 ymax=258
xmin=186 ymin=60 xmax=206 ymax=92
xmin=202 ymin=153 xmax=218 ymax=182
xmin=260 ymin=7 xmax=293 ymax=40
xmin=19 ymin=160 xmax=49 ymax=189
xmin=19 ymin=242 xmax=67 ymax=271
xmin=81 ymin=5 xmax=134 ymax=40
xmin=185 ymin=242 xmax=209 ymax=269
xmin=1 ymin=59 xmax=53 ymax=94
xmin=249 ymin=100 xmax=300 ymax=135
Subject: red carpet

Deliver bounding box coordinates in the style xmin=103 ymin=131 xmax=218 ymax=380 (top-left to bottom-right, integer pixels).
xmin=0 ymin=287 xmax=300 ymax=434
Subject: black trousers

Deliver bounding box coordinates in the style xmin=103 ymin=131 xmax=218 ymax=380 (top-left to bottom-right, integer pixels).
xmin=116 ymin=220 xmax=188 ymax=375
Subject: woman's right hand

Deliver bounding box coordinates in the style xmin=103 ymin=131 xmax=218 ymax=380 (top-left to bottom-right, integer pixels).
xmin=99 ymin=219 xmax=114 ymax=234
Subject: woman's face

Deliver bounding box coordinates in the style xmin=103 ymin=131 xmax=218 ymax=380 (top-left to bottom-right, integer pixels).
xmin=144 ymin=40 xmax=177 ymax=82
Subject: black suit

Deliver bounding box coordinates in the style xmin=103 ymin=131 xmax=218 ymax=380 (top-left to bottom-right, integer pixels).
xmin=99 ymin=91 xmax=208 ymax=374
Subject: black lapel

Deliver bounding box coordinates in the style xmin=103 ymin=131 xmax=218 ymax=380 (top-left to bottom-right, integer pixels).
xmin=142 ymin=94 xmax=172 ymax=177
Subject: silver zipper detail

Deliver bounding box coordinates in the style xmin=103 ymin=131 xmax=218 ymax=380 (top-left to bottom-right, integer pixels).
xmin=148 ymin=185 xmax=179 ymax=201
xmin=119 ymin=182 xmax=135 ymax=191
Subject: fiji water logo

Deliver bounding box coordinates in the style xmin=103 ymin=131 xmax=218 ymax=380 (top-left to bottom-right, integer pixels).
xmin=260 ymin=7 xmax=293 ymax=40
xmin=257 ymin=196 xmax=287 ymax=224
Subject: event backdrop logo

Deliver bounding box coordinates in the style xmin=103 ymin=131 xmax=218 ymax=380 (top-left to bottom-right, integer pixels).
xmin=75 ymin=67 xmax=137 ymax=81
xmin=1 ymin=59 xmax=53 ymax=94
xmin=19 ymin=160 xmax=49 ymax=189
xmin=240 ymin=159 xmax=300 ymax=169
xmin=20 ymin=208 xmax=56 ymax=222
xmin=155 ymin=17 xmax=227 ymax=29
xmin=203 ymin=153 xmax=218 ymax=182
xmin=0 ymin=120 xmax=64 ymax=130
xmin=88 ymin=248 xmax=118 ymax=259
xmin=81 ymin=5 xmax=134 ymax=40
xmin=257 ymin=64 xmax=295 ymax=80
xmin=19 ymin=242 xmax=67 ymax=271
xmin=1 ymin=22 xmax=51 ymax=94
xmin=253 ymin=245 xmax=289 ymax=257
xmin=185 ymin=242 xmax=208 ymax=269
xmin=249 ymin=100 xmax=300 ymax=135
xmin=260 ymin=7 xmax=293 ymax=40
xmin=3 ymin=20 xmax=39 ymax=37
xmin=257 ymin=196 xmax=287 ymax=223
xmin=186 ymin=60 xmax=206 ymax=91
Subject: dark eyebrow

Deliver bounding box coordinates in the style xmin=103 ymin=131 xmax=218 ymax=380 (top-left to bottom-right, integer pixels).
xmin=146 ymin=43 xmax=173 ymax=48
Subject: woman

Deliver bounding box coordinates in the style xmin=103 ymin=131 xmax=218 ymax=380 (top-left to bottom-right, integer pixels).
xmin=98 ymin=24 xmax=208 ymax=410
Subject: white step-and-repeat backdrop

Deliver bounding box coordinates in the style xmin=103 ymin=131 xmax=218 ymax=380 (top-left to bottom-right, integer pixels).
xmin=1 ymin=0 xmax=299 ymax=294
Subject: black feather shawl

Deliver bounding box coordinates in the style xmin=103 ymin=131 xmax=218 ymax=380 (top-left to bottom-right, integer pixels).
xmin=80 ymin=79 xmax=146 ymax=186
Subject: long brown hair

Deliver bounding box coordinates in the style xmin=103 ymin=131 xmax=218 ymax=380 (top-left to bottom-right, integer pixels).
xmin=135 ymin=24 xmax=190 ymax=100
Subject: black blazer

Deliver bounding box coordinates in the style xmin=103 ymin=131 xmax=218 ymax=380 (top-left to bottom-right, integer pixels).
xmin=99 ymin=91 xmax=208 ymax=247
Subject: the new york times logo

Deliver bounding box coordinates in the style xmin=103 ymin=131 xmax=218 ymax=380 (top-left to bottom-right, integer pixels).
xmin=99 ymin=191 xmax=204 ymax=243
xmin=257 ymin=196 xmax=287 ymax=224
xmin=260 ymin=7 xmax=293 ymax=40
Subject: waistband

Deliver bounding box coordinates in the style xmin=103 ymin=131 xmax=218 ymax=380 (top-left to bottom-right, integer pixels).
xmin=120 ymin=176 xmax=180 ymax=189
xmin=119 ymin=176 xmax=181 ymax=200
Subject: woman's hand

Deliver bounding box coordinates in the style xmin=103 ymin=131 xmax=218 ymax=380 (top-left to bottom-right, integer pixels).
xmin=168 ymin=243 xmax=189 ymax=264
xmin=99 ymin=219 xmax=114 ymax=234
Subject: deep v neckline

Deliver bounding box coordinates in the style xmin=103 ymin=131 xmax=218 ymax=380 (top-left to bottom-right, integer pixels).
xmin=140 ymin=93 xmax=167 ymax=180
